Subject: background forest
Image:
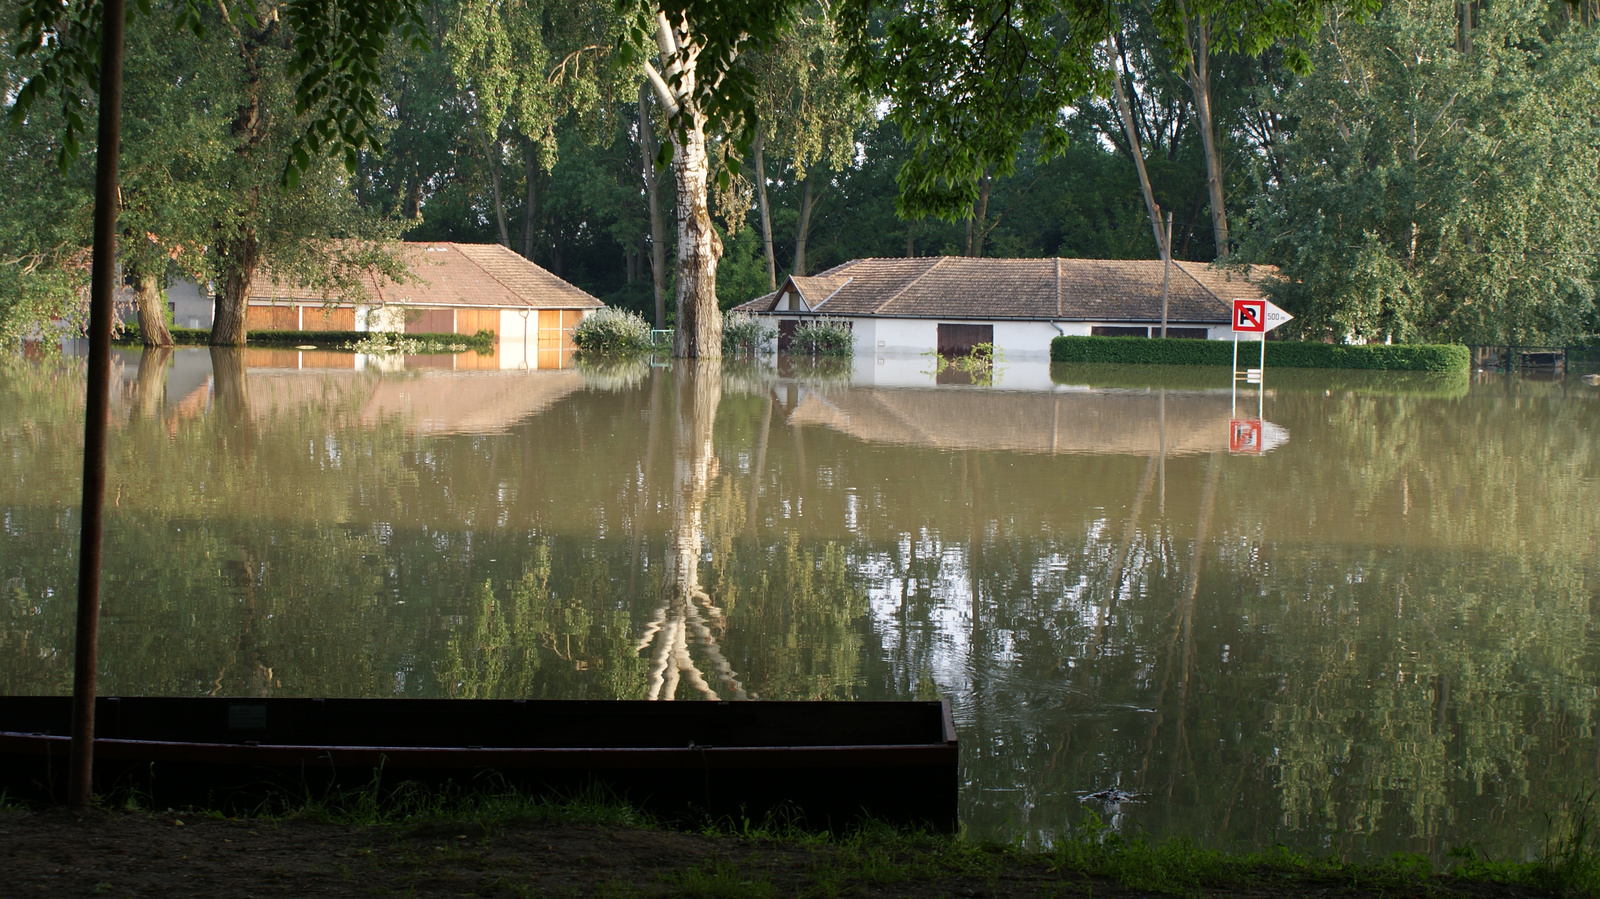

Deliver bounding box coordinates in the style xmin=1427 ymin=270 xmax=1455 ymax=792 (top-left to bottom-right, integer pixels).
xmin=2 ymin=0 xmax=1597 ymax=347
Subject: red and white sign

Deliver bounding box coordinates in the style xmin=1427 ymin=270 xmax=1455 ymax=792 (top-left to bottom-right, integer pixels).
xmin=1232 ymin=299 xmax=1292 ymax=335
xmin=1227 ymin=418 xmax=1291 ymax=455
xmin=1229 ymin=419 xmax=1263 ymax=454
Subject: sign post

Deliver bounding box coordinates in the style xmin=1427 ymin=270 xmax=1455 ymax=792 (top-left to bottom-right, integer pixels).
xmin=1230 ymin=298 xmax=1292 ymax=444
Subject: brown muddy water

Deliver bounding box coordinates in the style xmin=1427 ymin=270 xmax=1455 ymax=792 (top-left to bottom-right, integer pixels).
xmin=2 ymin=347 xmax=1597 ymax=861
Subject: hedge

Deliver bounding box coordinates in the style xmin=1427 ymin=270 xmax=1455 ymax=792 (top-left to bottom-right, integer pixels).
xmin=112 ymin=327 xmax=495 ymax=352
xmin=1049 ymin=336 xmax=1469 ymax=372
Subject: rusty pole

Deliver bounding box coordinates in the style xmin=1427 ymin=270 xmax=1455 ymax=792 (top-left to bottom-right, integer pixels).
xmin=69 ymin=0 xmax=126 ymax=809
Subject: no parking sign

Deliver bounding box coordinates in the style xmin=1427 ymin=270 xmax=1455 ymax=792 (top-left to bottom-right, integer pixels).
xmin=1232 ymin=299 xmax=1292 ymax=335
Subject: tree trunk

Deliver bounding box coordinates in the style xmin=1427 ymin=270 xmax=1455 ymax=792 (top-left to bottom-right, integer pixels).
xmin=134 ymin=270 xmax=172 ymax=347
xmin=483 ymin=131 xmax=510 ymax=249
xmin=792 ymin=176 xmax=815 ymax=277
xmin=401 ymin=169 xmax=423 ymax=220
xmin=671 ymin=118 xmax=722 ymax=357
xmin=905 ymin=220 xmax=915 ymax=257
xmin=970 ymin=173 xmax=991 ymax=257
xmin=210 ymin=228 xmax=257 ymax=346
xmin=1181 ymin=15 xmax=1229 ymax=261
xmin=638 ymin=84 xmax=669 ymax=329
xmin=520 ymin=139 xmax=539 ymax=259
xmin=1111 ymin=34 xmax=1169 ymax=259
xmin=752 ymin=126 xmax=777 ymax=290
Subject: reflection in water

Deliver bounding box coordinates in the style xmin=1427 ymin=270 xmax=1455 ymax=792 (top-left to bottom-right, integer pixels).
xmin=638 ymin=361 xmax=748 ymax=700
xmin=2 ymin=350 xmax=1597 ymax=859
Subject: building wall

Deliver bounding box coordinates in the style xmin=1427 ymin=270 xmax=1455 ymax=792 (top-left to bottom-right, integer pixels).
xmin=768 ymin=314 xmax=1227 ymax=357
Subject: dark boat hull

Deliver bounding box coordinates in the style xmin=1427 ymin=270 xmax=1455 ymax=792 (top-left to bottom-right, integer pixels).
xmin=0 ymin=697 xmax=958 ymax=830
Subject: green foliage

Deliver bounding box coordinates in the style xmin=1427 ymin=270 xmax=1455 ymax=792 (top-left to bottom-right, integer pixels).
xmin=1241 ymin=0 xmax=1600 ymax=345
xmin=571 ymin=306 xmax=651 ymax=355
xmin=926 ymin=342 xmax=1003 ymax=386
xmin=720 ymin=311 xmax=774 ymax=356
xmin=1049 ymin=335 xmax=1469 ymax=371
xmin=782 ymin=317 xmax=853 ymax=357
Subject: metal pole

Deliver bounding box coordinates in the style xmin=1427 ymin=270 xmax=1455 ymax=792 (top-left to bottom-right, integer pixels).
xmin=69 ymin=0 xmax=126 ymax=810
xmin=1160 ymin=212 xmax=1172 ymax=338
xmin=1231 ymin=335 xmax=1238 ymax=419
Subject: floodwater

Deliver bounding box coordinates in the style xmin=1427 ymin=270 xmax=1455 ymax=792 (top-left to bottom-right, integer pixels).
xmin=2 ymin=346 xmax=1598 ymax=861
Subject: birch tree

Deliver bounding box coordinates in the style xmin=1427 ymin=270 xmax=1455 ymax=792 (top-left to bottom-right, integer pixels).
xmin=621 ymin=1 xmax=798 ymax=357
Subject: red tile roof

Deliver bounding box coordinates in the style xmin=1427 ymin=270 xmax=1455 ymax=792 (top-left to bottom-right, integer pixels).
xmin=736 ymin=257 xmax=1276 ymax=324
xmin=253 ymin=242 xmax=603 ymax=309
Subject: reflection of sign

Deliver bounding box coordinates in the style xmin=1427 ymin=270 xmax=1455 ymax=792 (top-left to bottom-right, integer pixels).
xmin=1229 ymin=419 xmax=1263 ymax=453
xmin=1232 ymin=299 xmax=1293 ymax=334
xmin=1228 ymin=418 xmax=1291 ymax=455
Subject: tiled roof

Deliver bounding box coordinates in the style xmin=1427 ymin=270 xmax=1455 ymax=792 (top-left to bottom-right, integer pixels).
xmin=253 ymin=242 xmax=603 ymax=309
xmin=734 ymin=257 xmax=1275 ymax=323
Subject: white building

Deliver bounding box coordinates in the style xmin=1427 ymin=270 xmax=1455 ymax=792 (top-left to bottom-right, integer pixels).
xmin=734 ymin=256 xmax=1277 ymax=358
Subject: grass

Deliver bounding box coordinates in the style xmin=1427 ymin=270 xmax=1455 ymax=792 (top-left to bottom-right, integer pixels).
xmin=52 ymin=780 xmax=1600 ymax=897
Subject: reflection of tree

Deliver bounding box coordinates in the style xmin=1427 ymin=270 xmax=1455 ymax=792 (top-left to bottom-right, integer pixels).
xmin=638 ymin=360 xmax=748 ymax=700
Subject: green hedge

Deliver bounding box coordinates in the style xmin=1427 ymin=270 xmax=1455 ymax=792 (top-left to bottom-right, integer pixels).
xmin=113 ymin=327 xmax=494 ymax=352
xmin=1049 ymin=336 xmax=1469 ymax=372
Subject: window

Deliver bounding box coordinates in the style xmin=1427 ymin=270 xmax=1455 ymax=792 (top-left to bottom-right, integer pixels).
xmin=1090 ymin=326 xmax=1149 ymax=338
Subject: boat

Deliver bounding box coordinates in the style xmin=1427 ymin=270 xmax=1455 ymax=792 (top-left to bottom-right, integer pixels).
xmin=0 ymin=696 xmax=958 ymax=830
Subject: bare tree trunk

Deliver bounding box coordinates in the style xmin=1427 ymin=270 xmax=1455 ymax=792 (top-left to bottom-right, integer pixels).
xmin=792 ymin=176 xmax=815 ymax=277
xmin=905 ymin=220 xmax=915 ymax=257
xmin=134 ymin=270 xmax=172 ymax=347
xmin=520 ymin=139 xmax=539 ymax=259
xmin=1110 ymin=34 xmax=1169 ymax=260
xmin=638 ymin=84 xmax=669 ymax=329
xmin=671 ymin=119 xmax=722 ymax=357
xmin=752 ymin=126 xmax=777 ymax=290
xmin=482 ymin=130 xmax=510 ymax=249
xmin=643 ymin=10 xmax=735 ymax=356
xmin=211 ymin=227 xmax=256 ymax=347
xmin=1179 ymin=11 xmax=1229 ymax=260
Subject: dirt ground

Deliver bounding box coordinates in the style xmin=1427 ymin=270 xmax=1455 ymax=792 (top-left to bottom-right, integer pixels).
xmin=0 ymin=809 xmax=1565 ymax=898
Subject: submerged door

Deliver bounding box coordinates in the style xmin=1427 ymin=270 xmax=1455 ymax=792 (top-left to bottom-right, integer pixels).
xmin=937 ymin=323 xmax=993 ymax=355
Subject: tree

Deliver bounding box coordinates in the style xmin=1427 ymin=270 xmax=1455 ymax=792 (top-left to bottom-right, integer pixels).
xmin=838 ymin=0 xmax=1373 ymax=230
xmin=746 ymin=5 xmax=870 ymax=280
xmin=1242 ymin=0 xmax=1600 ymax=344
xmin=622 ymin=0 xmax=799 ymax=357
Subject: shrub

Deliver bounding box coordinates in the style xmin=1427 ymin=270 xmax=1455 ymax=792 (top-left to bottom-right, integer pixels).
xmin=1049 ymin=336 xmax=1468 ymax=372
xmin=784 ymin=317 xmax=854 ymax=357
xmin=571 ymin=307 xmax=651 ymax=355
xmin=721 ymin=311 xmax=775 ymax=355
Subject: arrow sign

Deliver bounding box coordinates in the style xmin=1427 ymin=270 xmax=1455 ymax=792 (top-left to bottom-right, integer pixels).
xmin=1232 ymin=299 xmax=1292 ymax=335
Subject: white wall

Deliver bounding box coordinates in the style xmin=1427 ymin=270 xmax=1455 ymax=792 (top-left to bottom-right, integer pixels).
xmin=355 ymin=305 xmax=407 ymax=332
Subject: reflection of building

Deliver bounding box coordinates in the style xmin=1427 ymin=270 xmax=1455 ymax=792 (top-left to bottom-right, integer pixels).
xmin=785 ymin=387 xmax=1237 ymax=456
xmin=239 ymin=242 xmax=602 ymax=368
xmin=736 ymin=257 xmax=1276 ymax=358
xmin=119 ymin=347 xmax=584 ymax=436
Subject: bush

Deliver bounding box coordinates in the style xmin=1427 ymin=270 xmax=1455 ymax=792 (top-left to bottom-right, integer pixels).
xmin=1049 ymin=336 xmax=1468 ymax=372
xmin=571 ymin=307 xmax=651 ymax=355
xmin=784 ymin=317 xmax=854 ymax=357
xmin=721 ymin=311 xmax=775 ymax=355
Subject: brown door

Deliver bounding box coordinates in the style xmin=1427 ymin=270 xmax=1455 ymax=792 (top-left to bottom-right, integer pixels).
xmin=777 ymin=319 xmax=800 ymax=351
xmin=937 ymin=323 xmax=993 ymax=355
xmin=407 ymin=308 xmax=455 ymax=334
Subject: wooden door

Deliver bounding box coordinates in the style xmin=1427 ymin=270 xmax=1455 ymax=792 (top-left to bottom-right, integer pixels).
xmin=936 ymin=323 xmax=993 ymax=355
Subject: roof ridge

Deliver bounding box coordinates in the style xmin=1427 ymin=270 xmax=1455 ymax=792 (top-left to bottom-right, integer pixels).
xmin=452 ymin=242 xmax=533 ymax=304
xmin=1055 ymin=257 xmax=1062 ymax=318
xmin=873 ymin=256 xmax=946 ymax=314
xmin=1170 ymin=259 xmax=1221 ymax=304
